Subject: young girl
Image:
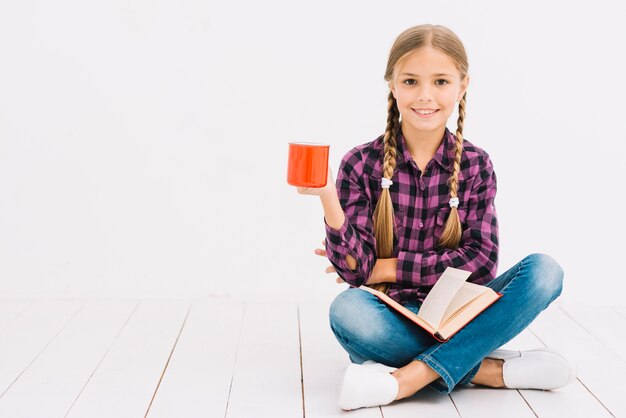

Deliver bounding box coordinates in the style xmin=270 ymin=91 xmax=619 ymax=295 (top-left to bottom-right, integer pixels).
xmin=297 ymin=24 xmax=577 ymax=411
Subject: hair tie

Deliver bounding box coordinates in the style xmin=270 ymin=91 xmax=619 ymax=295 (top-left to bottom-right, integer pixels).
xmin=381 ymin=177 xmax=393 ymax=189
xmin=449 ymin=197 xmax=460 ymax=208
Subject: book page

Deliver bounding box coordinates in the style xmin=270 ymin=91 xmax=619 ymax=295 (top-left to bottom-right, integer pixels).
xmin=438 ymin=290 xmax=502 ymax=340
xmin=417 ymin=267 xmax=472 ymax=330
xmin=441 ymin=282 xmax=486 ymax=323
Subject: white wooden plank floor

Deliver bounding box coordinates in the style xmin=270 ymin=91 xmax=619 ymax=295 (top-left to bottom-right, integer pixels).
xmin=0 ymin=297 xmax=623 ymax=418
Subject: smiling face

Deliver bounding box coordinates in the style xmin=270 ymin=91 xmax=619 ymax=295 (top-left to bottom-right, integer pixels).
xmin=389 ymin=46 xmax=469 ymax=140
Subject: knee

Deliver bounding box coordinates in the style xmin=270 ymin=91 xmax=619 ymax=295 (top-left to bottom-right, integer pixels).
xmin=328 ymin=288 xmax=386 ymax=344
xmin=523 ymin=253 xmax=564 ymax=299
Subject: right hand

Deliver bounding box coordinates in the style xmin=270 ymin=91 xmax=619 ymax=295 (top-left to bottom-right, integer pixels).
xmin=296 ymin=167 xmax=335 ymax=197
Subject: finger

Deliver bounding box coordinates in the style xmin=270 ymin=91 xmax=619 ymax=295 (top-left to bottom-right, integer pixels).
xmin=336 ymin=276 xmax=344 ymax=284
xmin=315 ymin=248 xmax=327 ymax=256
xmin=322 ymin=239 xmax=326 ymax=247
xmin=325 ymin=265 xmax=336 ymax=274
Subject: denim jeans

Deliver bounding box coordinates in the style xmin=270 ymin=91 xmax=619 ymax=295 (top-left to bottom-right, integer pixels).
xmin=328 ymin=253 xmax=564 ymax=394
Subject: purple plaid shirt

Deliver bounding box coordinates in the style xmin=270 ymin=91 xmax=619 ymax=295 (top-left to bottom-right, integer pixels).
xmin=324 ymin=127 xmax=499 ymax=305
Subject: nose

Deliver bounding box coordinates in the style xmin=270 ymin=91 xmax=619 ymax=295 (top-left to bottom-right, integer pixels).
xmin=416 ymin=88 xmax=433 ymax=102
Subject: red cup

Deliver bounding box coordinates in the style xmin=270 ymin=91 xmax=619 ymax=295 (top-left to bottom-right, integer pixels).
xmin=287 ymin=142 xmax=330 ymax=188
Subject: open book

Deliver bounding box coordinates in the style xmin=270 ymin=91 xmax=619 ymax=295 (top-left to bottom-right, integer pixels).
xmin=360 ymin=267 xmax=503 ymax=342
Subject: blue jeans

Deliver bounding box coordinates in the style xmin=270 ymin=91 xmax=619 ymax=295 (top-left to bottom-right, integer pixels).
xmin=328 ymin=253 xmax=564 ymax=394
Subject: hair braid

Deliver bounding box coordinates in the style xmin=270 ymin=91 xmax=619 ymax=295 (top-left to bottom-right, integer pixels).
xmin=438 ymin=92 xmax=467 ymax=250
xmin=370 ymin=91 xmax=400 ymax=294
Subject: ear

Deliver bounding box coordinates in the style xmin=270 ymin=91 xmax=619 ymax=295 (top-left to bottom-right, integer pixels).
xmin=457 ymin=75 xmax=470 ymax=101
xmin=389 ymin=81 xmax=397 ymax=99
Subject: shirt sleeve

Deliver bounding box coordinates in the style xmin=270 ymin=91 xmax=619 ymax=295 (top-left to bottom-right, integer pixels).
xmin=323 ymin=150 xmax=377 ymax=287
xmin=396 ymin=153 xmax=499 ymax=287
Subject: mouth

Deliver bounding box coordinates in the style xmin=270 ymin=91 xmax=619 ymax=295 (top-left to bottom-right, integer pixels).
xmin=412 ymin=108 xmax=440 ymax=118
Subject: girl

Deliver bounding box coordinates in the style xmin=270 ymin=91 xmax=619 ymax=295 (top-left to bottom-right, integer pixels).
xmin=297 ymin=24 xmax=577 ymax=411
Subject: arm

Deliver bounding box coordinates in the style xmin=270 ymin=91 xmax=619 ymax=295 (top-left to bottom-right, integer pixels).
xmin=396 ymin=154 xmax=499 ymax=287
xmin=322 ymin=150 xmax=378 ymax=287
xmin=319 ymin=192 xmax=358 ymax=270
xmin=319 ymin=190 xmax=396 ymax=284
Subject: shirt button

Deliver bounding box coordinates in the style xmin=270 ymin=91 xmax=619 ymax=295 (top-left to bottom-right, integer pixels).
xmin=419 ymin=222 xmax=424 ymax=228
xmin=341 ymin=242 xmax=347 ymax=247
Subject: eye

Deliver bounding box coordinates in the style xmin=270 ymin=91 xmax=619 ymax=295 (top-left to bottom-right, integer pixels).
xmin=436 ymin=79 xmax=449 ymax=86
xmin=403 ymin=79 xmax=416 ymax=85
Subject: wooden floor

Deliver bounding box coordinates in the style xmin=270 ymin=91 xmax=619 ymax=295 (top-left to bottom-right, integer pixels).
xmin=0 ymin=297 xmax=624 ymax=418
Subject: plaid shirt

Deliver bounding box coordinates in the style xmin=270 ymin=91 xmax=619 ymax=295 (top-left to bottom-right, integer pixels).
xmin=324 ymin=127 xmax=499 ymax=305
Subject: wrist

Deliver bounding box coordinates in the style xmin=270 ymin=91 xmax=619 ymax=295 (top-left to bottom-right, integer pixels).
xmin=318 ymin=184 xmax=337 ymax=202
xmin=378 ymin=258 xmax=398 ymax=284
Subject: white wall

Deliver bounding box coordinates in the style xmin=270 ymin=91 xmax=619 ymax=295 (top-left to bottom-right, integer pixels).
xmin=1 ymin=0 xmax=624 ymax=304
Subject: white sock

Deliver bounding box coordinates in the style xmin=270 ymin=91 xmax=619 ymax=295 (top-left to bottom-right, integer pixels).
xmin=338 ymin=361 xmax=399 ymax=411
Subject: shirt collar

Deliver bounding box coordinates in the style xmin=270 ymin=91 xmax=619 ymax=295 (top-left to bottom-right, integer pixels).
xmin=394 ymin=129 xmax=414 ymax=170
xmin=396 ymin=127 xmax=456 ymax=173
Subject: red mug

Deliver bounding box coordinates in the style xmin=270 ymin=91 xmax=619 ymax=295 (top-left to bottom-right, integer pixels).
xmin=287 ymin=142 xmax=330 ymax=188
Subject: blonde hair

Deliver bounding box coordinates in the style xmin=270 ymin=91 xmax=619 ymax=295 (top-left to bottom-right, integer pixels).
xmin=371 ymin=24 xmax=468 ymax=294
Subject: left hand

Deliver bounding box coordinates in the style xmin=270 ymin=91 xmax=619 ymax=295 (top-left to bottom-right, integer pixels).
xmin=315 ymin=240 xmax=344 ymax=284
xmin=314 ymin=240 xmax=395 ymax=285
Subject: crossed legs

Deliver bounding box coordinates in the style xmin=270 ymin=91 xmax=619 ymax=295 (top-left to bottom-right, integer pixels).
xmin=330 ymin=254 xmax=564 ymax=397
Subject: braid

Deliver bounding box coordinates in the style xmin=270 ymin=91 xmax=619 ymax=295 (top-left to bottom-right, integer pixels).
xmin=382 ymin=93 xmax=398 ymax=181
xmin=370 ymin=91 xmax=400 ymax=294
xmin=438 ymin=92 xmax=466 ymax=250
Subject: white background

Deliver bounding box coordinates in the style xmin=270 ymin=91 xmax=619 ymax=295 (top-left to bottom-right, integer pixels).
xmin=0 ymin=0 xmax=624 ymax=304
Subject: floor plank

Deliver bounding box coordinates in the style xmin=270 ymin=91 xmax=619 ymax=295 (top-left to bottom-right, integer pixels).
xmin=520 ymin=383 xmax=608 ymax=418
xmin=0 ymin=299 xmax=138 ymax=418
xmin=0 ymin=299 xmax=83 ymax=398
xmin=0 ymin=300 xmax=35 ymax=332
xmin=381 ymin=388 xmax=461 ymax=418
xmin=225 ymin=302 xmax=302 ymax=418
xmin=0 ymin=297 xmax=620 ymax=417
xmin=147 ymin=299 xmax=244 ymax=418
xmin=299 ymin=302 xmax=382 ymax=418
xmin=559 ymin=303 xmax=626 ymax=363
xmin=525 ymin=304 xmax=620 ymax=417
xmin=65 ymin=299 xmax=190 ymax=418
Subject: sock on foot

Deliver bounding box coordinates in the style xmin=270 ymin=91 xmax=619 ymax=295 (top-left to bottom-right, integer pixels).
xmin=338 ymin=361 xmax=399 ymax=411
